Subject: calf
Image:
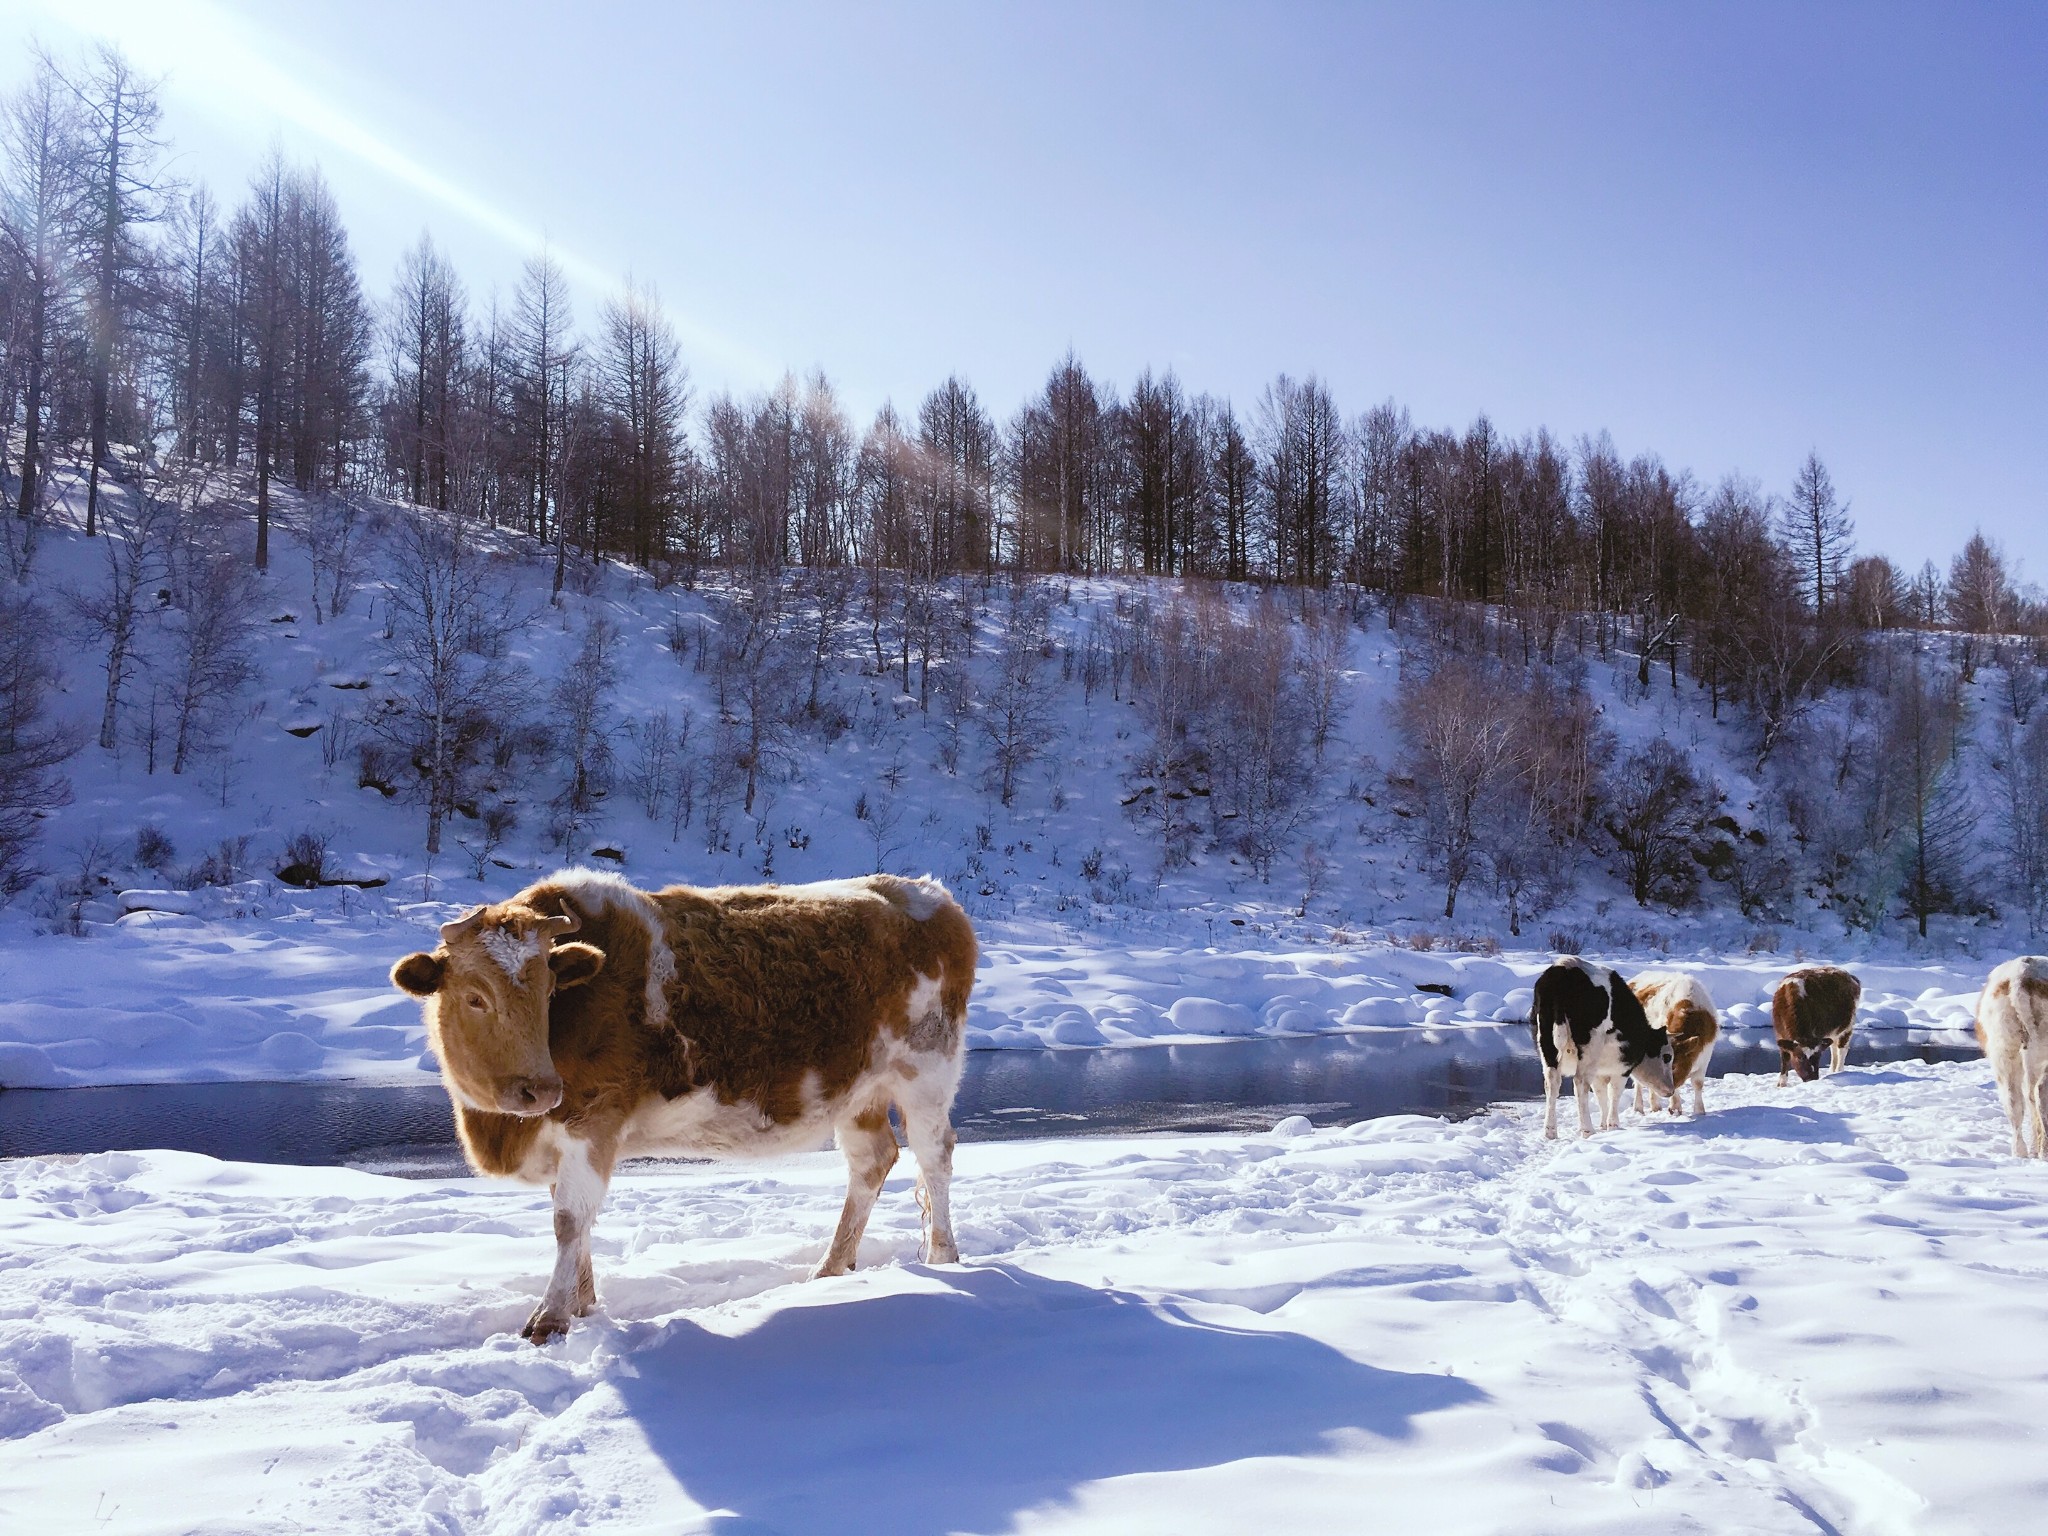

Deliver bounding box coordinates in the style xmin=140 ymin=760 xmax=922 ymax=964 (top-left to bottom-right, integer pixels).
xmin=1772 ymin=965 xmax=1861 ymax=1084
xmin=1629 ymin=970 xmax=1719 ymax=1117
xmin=1976 ymin=956 xmax=2048 ymax=1157
xmin=391 ymin=868 xmax=977 ymax=1343
xmin=1531 ymin=957 xmax=1676 ymax=1138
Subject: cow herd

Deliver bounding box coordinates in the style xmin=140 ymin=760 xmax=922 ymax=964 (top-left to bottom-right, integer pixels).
xmin=388 ymin=866 xmax=2048 ymax=1344
xmin=1528 ymin=957 xmax=1858 ymax=1138
xmin=1531 ymin=953 xmax=2048 ymax=1159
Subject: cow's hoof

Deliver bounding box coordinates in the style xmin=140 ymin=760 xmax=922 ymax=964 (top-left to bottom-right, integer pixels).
xmin=925 ymin=1238 xmax=960 ymax=1265
xmin=809 ymin=1258 xmax=853 ymax=1281
xmin=1542 ymin=1127 xmax=1557 ymax=1141
xmin=521 ymin=1306 xmax=572 ymax=1344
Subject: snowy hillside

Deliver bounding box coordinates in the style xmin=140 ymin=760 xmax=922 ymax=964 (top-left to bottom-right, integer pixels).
xmin=0 ymin=477 xmax=2034 ymax=1087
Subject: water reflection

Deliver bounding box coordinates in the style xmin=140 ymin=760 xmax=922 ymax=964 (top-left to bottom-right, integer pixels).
xmin=0 ymin=1029 xmax=1978 ymax=1178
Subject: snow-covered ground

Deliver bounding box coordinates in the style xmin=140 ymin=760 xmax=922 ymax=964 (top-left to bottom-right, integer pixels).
xmin=0 ymin=888 xmax=1994 ymax=1087
xmin=3 ymin=1059 xmax=2042 ymax=1534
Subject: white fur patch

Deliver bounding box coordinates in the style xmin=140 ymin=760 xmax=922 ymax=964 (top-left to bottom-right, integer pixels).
xmin=893 ymin=876 xmax=950 ymax=921
xmin=904 ymin=972 xmax=944 ymax=1028
xmin=774 ymin=874 xmax=952 ymax=921
xmin=777 ymin=877 xmax=893 ymax=906
xmin=548 ymin=867 xmax=675 ymax=1028
xmin=480 ymin=925 xmax=544 ymax=978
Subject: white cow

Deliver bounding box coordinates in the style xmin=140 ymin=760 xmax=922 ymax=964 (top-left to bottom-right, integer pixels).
xmin=1977 ymin=956 xmax=2048 ymax=1158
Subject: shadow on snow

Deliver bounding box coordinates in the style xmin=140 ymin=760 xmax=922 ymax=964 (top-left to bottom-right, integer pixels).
xmin=612 ymin=1263 xmax=1485 ymax=1535
xmin=1645 ymin=1102 xmax=1858 ymax=1144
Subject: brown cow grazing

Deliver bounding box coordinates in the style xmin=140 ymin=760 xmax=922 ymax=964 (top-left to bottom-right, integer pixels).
xmin=1772 ymin=965 xmax=1862 ymax=1084
xmin=1976 ymin=956 xmax=2048 ymax=1158
xmin=390 ymin=868 xmax=977 ymax=1343
xmin=1630 ymin=971 xmax=1719 ymax=1117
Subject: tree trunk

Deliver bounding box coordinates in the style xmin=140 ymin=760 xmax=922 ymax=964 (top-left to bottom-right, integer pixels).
xmin=16 ymin=288 xmax=44 ymax=519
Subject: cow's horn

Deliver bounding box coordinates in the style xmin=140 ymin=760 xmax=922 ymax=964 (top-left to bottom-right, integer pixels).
xmin=438 ymin=905 xmax=488 ymax=944
xmin=543 ymin=908 xmax=581 ymax=937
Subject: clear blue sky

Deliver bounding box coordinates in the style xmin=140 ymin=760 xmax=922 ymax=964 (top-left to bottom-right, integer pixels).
xmin=7 ymin=1 xmax=2044 ymax=574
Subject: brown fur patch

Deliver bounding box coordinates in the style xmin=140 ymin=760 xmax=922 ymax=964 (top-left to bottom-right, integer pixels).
xmin=1667 ymin=1000 xmax=1718 ymax=1084
xmin=536 ymin=874 xmax=971 ymax=1141
xmin=453 ymin=1103 xmax=545 ymax=1176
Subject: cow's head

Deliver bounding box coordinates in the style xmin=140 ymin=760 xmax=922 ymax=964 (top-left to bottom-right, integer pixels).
xmin=1781 ymin=1041 xmax=1824 ymax=1083
xmin=390 ymin=903 xmax=606 ymax=1116
xmin=1632 ymin=1031 xmax=1677 ymax=1097
xmin=1610 ymin=973 xmax=1676 ymax=1096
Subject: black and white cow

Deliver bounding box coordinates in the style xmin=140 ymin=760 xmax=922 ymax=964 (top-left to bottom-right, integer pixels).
xmin=1531 ymin=957 xmax=1676 ymax=1138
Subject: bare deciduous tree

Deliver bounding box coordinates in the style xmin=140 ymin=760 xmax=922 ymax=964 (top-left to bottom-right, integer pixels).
xmin=1392 ymin=654 xmax=1520 ymax=919
xmin=165 ymin=548 xmax=255 ymax=775
xmin=1777 ymin=451 xmax=1853 ymax=618
xmin=0 ymin=588 xmax=77 ymax=890
xmin=60 ymin=44 xmax=166 ymax=540
xmin=549 ymin=615 xmax=619 ymax=849
xmin=978 ymin=581 xmax=1058 ymax=807
xmin=378 ymin=515 xmax=526 ymax=853
xmin=1887 ymin=652 xmax=1973 ymax=938
xmin=1993 ymin=709 xmax=2048 ymax=936
xmin=2 ymin=52 xmax=78 ymax=543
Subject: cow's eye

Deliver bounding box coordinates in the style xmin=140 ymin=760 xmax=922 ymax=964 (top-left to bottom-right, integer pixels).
xmin=466 ymin=993 xmax=488 ymax=1010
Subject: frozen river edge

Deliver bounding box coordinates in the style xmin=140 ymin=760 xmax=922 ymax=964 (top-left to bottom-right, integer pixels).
xmin=0 ymin=904 xmax=1998 ymax=1088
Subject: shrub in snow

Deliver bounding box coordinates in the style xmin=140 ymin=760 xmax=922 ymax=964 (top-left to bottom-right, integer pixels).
xmin=1600 ymin=737 xmax=1716 ymax=909
xmin=132 ymin=825 xmax=176 ymax=875
xmin=275 ymin=829 xmax=333 ymax=888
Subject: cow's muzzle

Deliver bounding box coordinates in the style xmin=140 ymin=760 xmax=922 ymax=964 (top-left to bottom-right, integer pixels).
xmin=497 ymin=1075 xmax=564 ymax=1116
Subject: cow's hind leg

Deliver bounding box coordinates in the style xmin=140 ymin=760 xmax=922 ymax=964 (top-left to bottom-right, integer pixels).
xmin=814 ymin=1106 xmax=899 ymax=1279
xmin=1541 ymin=1064 xmax=1562 ymax=1140
xmin=2026 ymin=1044 xmax=2048 ymax=1159
xmin=1986 ymin=1044 xmax=2026 ymax=1156
xmin=525 ymin=1134 xmax=614 ymax=1345
xmin=898 ymin=1086 xmax=961 ymax=1265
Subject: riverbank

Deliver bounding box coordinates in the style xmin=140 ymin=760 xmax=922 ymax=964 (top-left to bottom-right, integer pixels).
xmin=0 ymin=898 xmax=1994 ymax=1088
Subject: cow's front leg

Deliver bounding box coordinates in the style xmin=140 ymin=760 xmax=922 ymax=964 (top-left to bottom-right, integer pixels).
xmin=1830 ymin=1035 xmax=1850 ymax=1075
xmin=524 ymin=1134 xmax=614 ymax=1344
xmin=813 ymin=1108 xmax=898 ymax=1279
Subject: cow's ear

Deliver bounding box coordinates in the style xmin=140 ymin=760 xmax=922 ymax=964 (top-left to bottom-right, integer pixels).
xmin=549 ymin=941 xmax=606 ymax=990
xmin=392 ymin=951 xmax=445 ymax=996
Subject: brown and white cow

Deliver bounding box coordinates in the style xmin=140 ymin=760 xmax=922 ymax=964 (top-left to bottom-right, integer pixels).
xmin=390 ymin=868 xmax=977 ymax=1343
xmin=1772 ymin=964 xmax=1861 ymax=1084
xmin=1976 ymin=956 xmax=2048 ymax=1158
xmin=1531 ymin=957 xmax=1676 ymax=1138
xmin=1629 ymin=970 xmax=1719 ymax=1117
